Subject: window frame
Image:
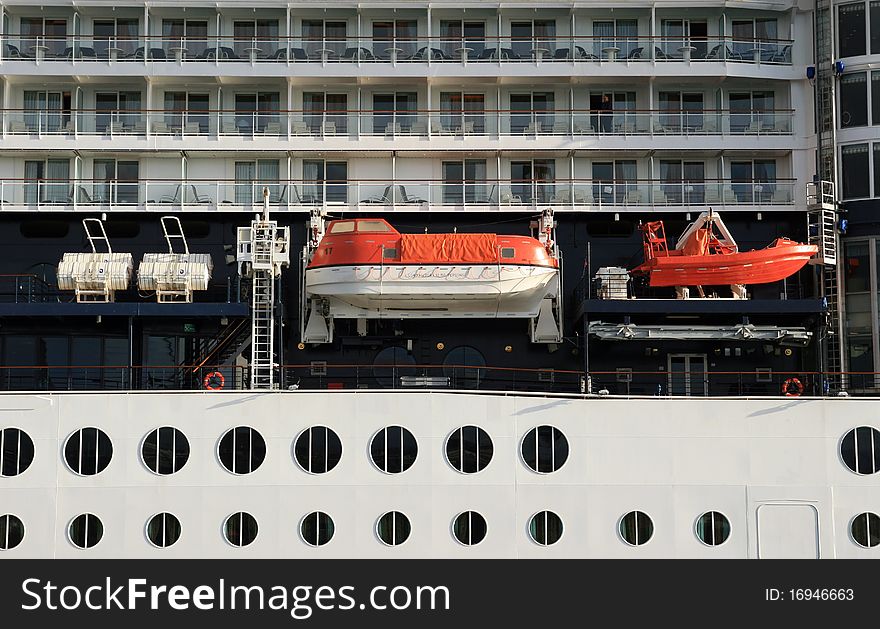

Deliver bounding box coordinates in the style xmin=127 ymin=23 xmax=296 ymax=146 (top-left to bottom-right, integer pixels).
xmin=369 ymin=425 xmax=418 ymax=474
xmin=140 ymin=426 xmax=190 ymax=476
xmin=520 ymin=425 xmax=569 ymax=474
xmin=216 ymin=425 xmax=267 ymax=475
xmin=145 ymin=512 xmax=182 ymax=549
xmin=63 ymin=426 xmax=113 ymax=476
xmin=0 ymin=427 xmax=34 ymax=477
xmin=292 ymin=425 xmax=343 ymax=475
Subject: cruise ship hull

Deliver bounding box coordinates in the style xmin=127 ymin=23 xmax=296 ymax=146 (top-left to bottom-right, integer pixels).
xmin=0 ymin=391 xmax=875 ymax=558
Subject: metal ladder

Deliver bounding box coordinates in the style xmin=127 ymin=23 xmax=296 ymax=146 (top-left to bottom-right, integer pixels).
xmin=807 ymin=182 xmax=844 ymax=392
xmin=813 ymin=2 xmax=847 ymax=392
xmin=250 ymin=223 xmax=276 ymax=389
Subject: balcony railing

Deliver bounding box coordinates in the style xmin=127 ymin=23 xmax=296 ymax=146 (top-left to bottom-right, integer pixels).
xmin=0 ymin=108 xmax=795 ymax=137
xmin=0 ymin=178 xmax=797 ymax=211
xmin=0 ymin=35 xmax=795 ymax=65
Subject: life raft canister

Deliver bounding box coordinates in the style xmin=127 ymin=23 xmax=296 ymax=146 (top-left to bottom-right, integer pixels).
xmin=782 ymin=377 xmax=803 ymax=397
xmin=203 ymin=371 xmax=225 ymax=391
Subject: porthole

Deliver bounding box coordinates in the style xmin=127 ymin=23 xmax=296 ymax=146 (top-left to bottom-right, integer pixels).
xmin=521 ymin=425 xmax=569 ymax=473
xmin=442 ymin=345 xmax=485 ymax=389
xmin=63 ymin=427 xmax=113 ymax=476
xmin=376 ymin=511 xmax=411 ymax=546
xmin=372 ymin=347 xmax=416 ymax=388
xmin=0 ymin=427 xmax=35 ymax=477
xmin=293 ymin=426 xmax=342 ymax=474
xmin=528 ymin=510 xmax=563 ymax=546
xmin=300 ymin=511 xmax=335 ymax=547
xmin=224 ymin=512 xmax=258 ymax=547
xmin=695 ymin=511 xmax=730 ymax=546
xmin=619 ymin=511 xmax=654 ymax=546
xmin=370 ymin=426 xmax=418 ymax=474
xmin=218 ymin=427 xmax=266 ymax=475
xmin=141 ymin=427 xmax=190 ymax=475
xmin=68 ymin=513 xmax=103 ymax=549
xmin=452 ymin=511 xmax=487 ymax=546
xmin=840 ymin=426 xmax=880 ymax=475
xmin=0 ymin=514 xmax=25 ymax=550
xmin=445 ymin=426 xmax=493 ymax=474
xmin=146 ymin=512 xmax=181 ymax=548
xmin=851 ymin=512 xmax=880 ymax=548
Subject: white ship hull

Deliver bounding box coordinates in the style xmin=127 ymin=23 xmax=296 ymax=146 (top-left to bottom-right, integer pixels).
xmin=0 ymin=391 xmax=877 ymax=558
xmin=305 ymin=264 xmax=558 ymax=317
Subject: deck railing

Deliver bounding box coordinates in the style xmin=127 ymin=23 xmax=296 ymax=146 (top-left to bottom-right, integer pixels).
xmin=0 ymin=365 xmax=873 ymax=397
xmin=0 ymin=108 xmax=796 ymax=138
xmin=0 ymin=178 xmax=798 ymax=211
xmin=0 ymin=34 xmax=795 ymax=65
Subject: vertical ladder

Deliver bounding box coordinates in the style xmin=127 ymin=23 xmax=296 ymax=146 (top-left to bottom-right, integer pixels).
xmin=813 ymin=1 xmax=846 ymax=392
xmin=807 ymin=181 xmax=844 ymax=393
xmin=250 ymin=222 xmax=276 ymax=389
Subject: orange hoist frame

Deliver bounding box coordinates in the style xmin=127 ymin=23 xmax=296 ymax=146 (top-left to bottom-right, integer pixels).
xmin=641 ymin=221 xmax=669 ymax=261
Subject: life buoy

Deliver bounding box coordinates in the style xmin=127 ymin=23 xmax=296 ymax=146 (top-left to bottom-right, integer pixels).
xmin=204 ymin=371 xmax=225 ymax=391
xmin=782 ymin=377 xmax=803 ymax=397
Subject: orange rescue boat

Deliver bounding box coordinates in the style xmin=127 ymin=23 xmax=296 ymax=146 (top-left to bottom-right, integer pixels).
xmin=631 ymin=211 xmax=818 ymax=288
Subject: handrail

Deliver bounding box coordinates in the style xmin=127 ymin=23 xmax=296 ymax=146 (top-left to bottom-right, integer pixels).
xmin=0 ymin=177 xmax=798 ymax=183
xmin=0 ymin=107 xmax=797 ymax=115
xmin=0 ymin=33 xmax=798 ymax=44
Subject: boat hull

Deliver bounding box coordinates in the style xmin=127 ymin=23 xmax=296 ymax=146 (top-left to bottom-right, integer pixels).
xmin=633 ymin=244 xmax=817 ymax=287
xmin=305 ymin=263 xmax=558 ymax=317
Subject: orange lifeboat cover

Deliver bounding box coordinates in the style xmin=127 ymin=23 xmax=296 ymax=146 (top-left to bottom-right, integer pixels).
xmin=680 ymin=228 xmax=710 ymax=256
xmin=399 ymin=233 xmax=500 ymax=264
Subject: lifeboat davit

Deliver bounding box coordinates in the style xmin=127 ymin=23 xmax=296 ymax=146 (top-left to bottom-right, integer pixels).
xmin=305 ymin=218 xmax=558 ymax=317
xmin=631 ymin=210 xmax=818 ymax=288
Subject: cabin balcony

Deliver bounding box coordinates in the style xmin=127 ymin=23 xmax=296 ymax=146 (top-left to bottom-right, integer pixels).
xmin=0 ymin=177 xmax=799 ymax=213
xmin=0 ymin=107 xmax=800 ymax=153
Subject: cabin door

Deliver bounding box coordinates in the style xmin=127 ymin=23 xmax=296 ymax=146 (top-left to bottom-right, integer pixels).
xmin=667 ymin=354 xmax=707 ymax=396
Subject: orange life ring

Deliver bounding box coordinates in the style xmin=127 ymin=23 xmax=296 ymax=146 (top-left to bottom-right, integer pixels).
xmin=782 ymin=377 xmax=803 ymax=397
xmin=203 ymin=371 xmax=225 ymax=391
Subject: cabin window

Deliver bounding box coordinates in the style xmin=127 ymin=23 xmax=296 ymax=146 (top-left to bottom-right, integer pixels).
xmin=224 ymin=512 xmax=258 ymax=547
xmin=64 ymin=427 xmax=113 ymax=476
xmin=294 ymin=426 xmax=342 ymax=474
xmin=68 ymin=513 xmax=103 ymax=549
xmin=301 ymin=511 xmax=335 ymax=547
xmin=695 ymin=511 xmax=731 ymax=546
xmin=329 ymin=221 xmax=355 ymax=234
xmin=839 ymin=2 xmax=867 ymax=58
xmin=370 ymin=425 xmax=418 ymax=474
xmin=840 ymin=426 xmax=880 ymax=474
xmin=217 ymin=426 xmax=266 ymax=475
xmin=0 ymin=514 xmax=25 ymax=550
xmin=851 ymin=512 xmax=880 ymax=548
xmin=376 ymin=511 xmax=411 ymax=546
xmin=383 ymin=248 xmax=398 ymax=259
xmin=521 ymin=425 xmax=569 ymax=473
xmin=528 ymin=510 xmax=563 ymax=546
xmin=452 ymin=511 xmax=488 ymax=546
xmin=357 ymin=220 xmax=392 ymax=232
xmin=841 ymin=144 xmax=870 ymax=199
xmin=0 ymin=428 xmax=34 ymax=477
xmin=146 ymin=512 xmax=182 ymax=548
xmin=840 ymin=72 xmax=868 ymax=128
xmin=141 ymin=427 xmax=190 ymax=475
xmin=445 ymin=425 xmax=494 ymax=474
xmin=619 ymin=510 xmax=654 ymax=546
xmin=500 ymin=247 xmax=515 ymax=259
